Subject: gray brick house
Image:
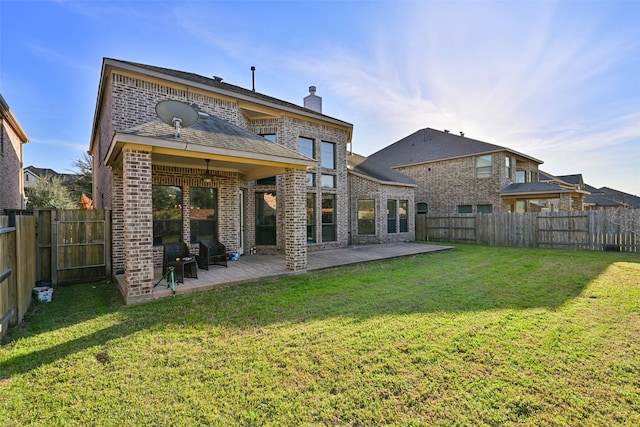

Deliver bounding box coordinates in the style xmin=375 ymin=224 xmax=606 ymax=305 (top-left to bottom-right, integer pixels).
xmin=367 ymin=128 xmax=588 ymax=214
xmin=89 ymin=58 xmax=359 ymax=304
xmin=0 ymin=93 xmax=29 ymax=213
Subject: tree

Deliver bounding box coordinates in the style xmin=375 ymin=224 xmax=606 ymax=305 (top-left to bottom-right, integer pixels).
xmin=26 ymin=176 xmax=76 ymax=209
xmin=68 ymin=152 xmax=93 ymax=201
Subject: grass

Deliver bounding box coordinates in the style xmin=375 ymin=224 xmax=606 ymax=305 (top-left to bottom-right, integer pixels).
xmin=1 ymin=244 xmax=639 ymax=426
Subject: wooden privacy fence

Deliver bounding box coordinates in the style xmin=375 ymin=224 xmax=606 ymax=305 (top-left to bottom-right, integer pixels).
xmin=35 ymin=209 xmax=112 ymax=285
xmin=0 ymin=215 xmax=36 ymax=340
xmin=416 ymin=210 xmax=639 ymax=252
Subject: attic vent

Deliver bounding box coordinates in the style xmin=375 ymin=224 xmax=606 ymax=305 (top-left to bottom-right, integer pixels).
xmin=213 ymin=76 xmax=223 ymax=82
xmin=444 ymin=129 xmax=450 ymax=133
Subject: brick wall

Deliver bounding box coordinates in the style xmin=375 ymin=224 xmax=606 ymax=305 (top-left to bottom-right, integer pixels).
xmin=398 ymin=151 xmax=540 ymax=214
xmin=0 ymin=121 xmax=25 ymax=212
xmin=348 ymin=174 xmax=415 ymax=244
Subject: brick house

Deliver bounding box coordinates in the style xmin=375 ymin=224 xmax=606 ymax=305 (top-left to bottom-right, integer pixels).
xmin=0 ymin=93 xmax=29 ymax=213
xmin=89 ymin=58 xmax=357 ymax=304
xmin=367 ymin=128 xmax=588 ymax=214
xmin=347 ymin=152 xmax=416 ymax=243
xmin=539 ymin=172 xmax=627 ymax=211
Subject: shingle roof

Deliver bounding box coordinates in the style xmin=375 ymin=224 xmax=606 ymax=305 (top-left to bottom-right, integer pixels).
xmin=367 ymin=128 xmax=542 ymax=168
xmin=600 ymin=187 xmax=640 ymax=208
xmin=500 ymin=182 xmax=578 ymax=195
xmin=556 ymin=174 xmax=583 ymax=187
xmin=584 ymin=194 xmax=626 ymax=207
xmin=120 ymin=110 xmax=313 ymax=163
xmin=347 ymin=153 xmax=416 ymax=186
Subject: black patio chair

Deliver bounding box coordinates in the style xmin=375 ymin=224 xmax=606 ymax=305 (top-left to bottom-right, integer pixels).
xmin=162 ymin=242 xmax=198 ymax=283
xmin=197 ymin=239 xmax=228 ymax=269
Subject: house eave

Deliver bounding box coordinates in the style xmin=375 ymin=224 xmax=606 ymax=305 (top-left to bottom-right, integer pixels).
xmin=348 ymin=169 xmax=416 ymax=188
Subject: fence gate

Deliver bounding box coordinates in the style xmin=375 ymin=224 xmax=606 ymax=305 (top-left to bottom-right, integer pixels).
xmin=47 ymin=210 xmax=111 ymax=285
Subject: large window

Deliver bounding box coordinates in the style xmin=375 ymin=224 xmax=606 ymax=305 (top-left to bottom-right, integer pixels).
xmin=322 ymin=194 xmax=336 ymax=242
xmin=307 ymin=193 xmax=316 ymax=243
xmin=256 ymin=192 xmax=277 ymax=245
xmin=321 ymin=174 xmax=336 ymax=188
xmin=476 ymin=155 xmax=492 ymax=178
xmin=399 ymin=200 xmax=408 ymax=232
xmin=516 ymin=170 xmax=526 ymax=183
xmin=299 ymin=136 xmax=314 ymax=159
xmin=387 ymin=200 xmax=397 ymax=234
xmin=190 ymin=187 xmax=217 ymax=243
xmin=358 ymin=199 xmax=375 ymax=235
xmin=321 ymin=141 xmax=336 ymax=169
xmin=152 ymin=185 xmax=182 ymax=245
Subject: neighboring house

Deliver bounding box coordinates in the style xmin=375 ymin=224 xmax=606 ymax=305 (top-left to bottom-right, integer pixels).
xmin=0 ymin=93 xmax=29 ymax=212
xmin=90 ymin=58 xmax=357 ymax=304
xmin=23 ymin=165 xmax=78 ymax=189
xmin=599 ymin=187 xmax=640 ymax=209
xmin=538 ymin=173 xmax=625 ymax=211
xmin=347 ymin=152 xmax=416 ymax=244
xmin=366 ymin=128 xmax=587 ymax=214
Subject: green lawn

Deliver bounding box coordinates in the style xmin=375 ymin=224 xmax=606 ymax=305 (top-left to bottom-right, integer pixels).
xmin=1 ymin=244 xmax=639 ymax=426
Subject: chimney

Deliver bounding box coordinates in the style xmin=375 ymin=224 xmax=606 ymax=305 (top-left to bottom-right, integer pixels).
xmin=304 ymin=85 xmax=322 ymax=113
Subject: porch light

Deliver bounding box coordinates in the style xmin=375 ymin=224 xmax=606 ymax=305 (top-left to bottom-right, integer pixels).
xmin=202 ymin=159 xmax=214 ymax=183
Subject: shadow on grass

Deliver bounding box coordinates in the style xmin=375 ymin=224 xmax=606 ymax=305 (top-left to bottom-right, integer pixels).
xmin=1 ymin=245 xmax=637 ymax=379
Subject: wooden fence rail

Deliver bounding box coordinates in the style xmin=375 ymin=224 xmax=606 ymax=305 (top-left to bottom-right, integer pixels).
xmin=416 ymin=210 xmax=639 ymax=252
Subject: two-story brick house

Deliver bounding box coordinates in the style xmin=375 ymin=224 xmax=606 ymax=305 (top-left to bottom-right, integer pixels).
xmin=366 ymin=128 xmax=588 ymax=214
xmin=0 ymin=93 xmax=29 ymax=213
xmin=90 ymin=58 xmax=360 ymax=303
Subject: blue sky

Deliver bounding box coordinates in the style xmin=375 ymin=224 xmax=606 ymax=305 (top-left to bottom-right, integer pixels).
xmin=2 ymin=0 xmax=639 ymax=195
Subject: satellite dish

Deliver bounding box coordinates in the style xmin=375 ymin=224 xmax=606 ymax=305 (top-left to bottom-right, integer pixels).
xmin=155 ymin=100 xmax=199 ymax=138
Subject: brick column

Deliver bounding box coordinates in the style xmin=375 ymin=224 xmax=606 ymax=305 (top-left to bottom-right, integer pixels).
xmin=112 ymin=169 xmax=125 ymax=272
xmin=284 ymin=168 xmax=307 ymax=271
xmin=123 ymin=148 xmax=154 ymax=303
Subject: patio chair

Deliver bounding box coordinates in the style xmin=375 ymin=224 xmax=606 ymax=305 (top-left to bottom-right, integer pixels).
xmin=162 ymin=242 xmax=198 ymax=283
xmin=197 ymin=239 xmax=228 ymax=269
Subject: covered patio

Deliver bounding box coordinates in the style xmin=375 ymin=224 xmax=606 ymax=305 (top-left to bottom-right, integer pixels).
xmin=146 ymin=242 xmax=453 ymax=299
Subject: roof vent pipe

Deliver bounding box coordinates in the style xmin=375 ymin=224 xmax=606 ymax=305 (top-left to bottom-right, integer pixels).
xmin=460 ymin=131 xmax=464 ymax=137
xmin=251 ymin=66 xmax=256 ymax=92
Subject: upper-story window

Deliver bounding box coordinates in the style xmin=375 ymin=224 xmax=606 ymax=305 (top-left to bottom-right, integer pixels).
xmin=261 ymin=133 xmax=277 ymax=143
xmin=530 ymin=171 xmax=539 ymax=182
xmin=476 ymin=155 xmax=492 ymax=178
xmin=321 ymin=141 xmax=336 ymax=169
xmin=299 ymin=136 xmax=315 ymax=159
xmin=516 ymin=170 xmax=526 ymax=183
xmin=505 ymin=156 xmax=512 ymax=179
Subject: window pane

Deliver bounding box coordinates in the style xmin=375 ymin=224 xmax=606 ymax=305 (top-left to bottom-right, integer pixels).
xmin=322 ymin=194 xmax=336 ymax=242
xmin=477 ymin=204 xmax=493 ymax=213
xmin=321 ymin=141 xmax=336 ymax=169
xmin=256 ymin=176 xmax=277 ymax=185
xmin=299 ymin=136 xmax=314 ymax=159
xmin=306 ymin=173 xmax=315 ymax=187
xmin=476 ymin=155 xmax=492 ymax=178
xmin=458 ymin=204 xmax=472 ymax=214
xmin=256 ymin=192 xmax=277 ymax=245
xmin=153 ymin=185 xmax=182 ymax=245
xmin=416 ymin=202 xmax=428 ymax=214
xmin=516 ymin=171 xmax=526 ymax=183
xmin=505 ymin=156 xmax=511 ymax=178
xmin=387 ymin=200 xmax=396 ymax=234
xmin=358 ymin=199 xmax=375 ymax=235
xmin=399 ymin=200 xmax=408 ymax=232
xmin=307 ymin=193 xmax=316 ymax=243
xmin=190 ymin=187 xmax=217 ymax=243
xmin=321 ymin=174 xmax=336 ymax=188
xmin=261 ymin=133 xmax=277 ymax=143
xmin=515 ymin=200 xmax=527 ymax=213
